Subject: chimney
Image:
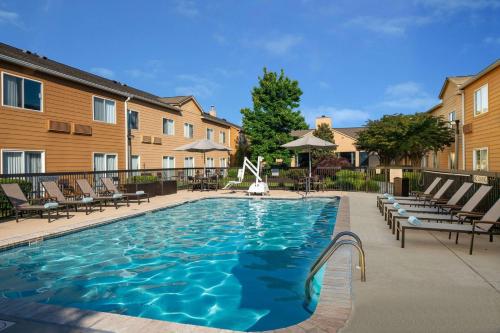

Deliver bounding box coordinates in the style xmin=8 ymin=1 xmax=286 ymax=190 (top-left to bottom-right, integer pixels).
xmin=315 ymin=115 xmax=332 ymax=129
xmin=209 ymin=105 xmax=217 ymax=117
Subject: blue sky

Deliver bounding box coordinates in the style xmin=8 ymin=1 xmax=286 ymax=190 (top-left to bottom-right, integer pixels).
xmin=1 ymin=0 xmax=499 ymax=128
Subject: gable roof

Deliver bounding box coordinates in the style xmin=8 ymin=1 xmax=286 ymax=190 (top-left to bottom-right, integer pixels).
xmin=438 ymin=76 xmax=473 ymax=99
xmin=0 ymin=42 xmax=180 ymax=112
xmin=425 ymin=103 xmax=443 ymax=114
xmin=291 ymin=127 xmax=364 ymax=140
xmin=460 ymin=59 xmax=500 ymax=90
xmin=158 ymin=95 xmax=194 ymax=105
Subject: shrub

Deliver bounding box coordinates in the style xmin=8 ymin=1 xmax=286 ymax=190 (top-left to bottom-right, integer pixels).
xmin=227 ymin=168 xmax=239 ymax=178
xmin=0 ymin=178 xmax=33 ymax=209
xmin=404 ymin=171 xmax=422 ymax=192
xmin=128 ymin=175 xmax=158 ymax=184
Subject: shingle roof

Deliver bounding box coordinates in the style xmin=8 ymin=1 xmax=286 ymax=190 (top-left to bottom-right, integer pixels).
xmin=202 ymin=112 xmax=241 ymax=129
xmin=438 ymin=76 xmax=473 ymax=99
xmin=291 ymin=127 xmax=364 ymax=140
xmin=460 ymin=59 xmax=500 ymax=89
xmin=0 ymin=42 xmax=180 ymax=111
xmin=158 ymin=96 xmax=193 ymax=105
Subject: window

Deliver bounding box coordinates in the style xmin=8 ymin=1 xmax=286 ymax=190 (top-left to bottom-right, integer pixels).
xmin=131 ymin=155 xmax=140 ymax=169
xmin=162 ymin=156 xmax=175 ymax=179
xmin=163 ymin=118 xmax=175 ymax=135
xmin=206 ymin=157 xmax=214 ymax=168
xmin=206 ymin=128 xmax=214 ymax=141
xmin=432 ymin=151 xmax=438 ymax=169
xmin=1 ymin=150 xmax=44 ymax=174
xmin=220 ymin=157 xmax=227 ymax=168
xmin=93 ymin=153 xmax=117 ymax=172
xmin=184 ymin=123 xmax=194 ymax=138
xmin=449 ymin=152 xmax=456 ymax=169
xmin=473 ymin=148 xmax=488 ymax=171
xmin=93 ymin=96 xmax=116 ymax=123
xmin=128 ymin=110 xmax=139 ymax=130
xmin=448 ymin=111 xmax=456 ymax=122
xmin=184 ymin=156 xmax=194 ymax=176
xmin=474 ymin=84 xmax=488 ymax=116
xmin=219 ymin=131 xmax=226 ymax=144
xmin=2 ymin=73 xmax=42 ymax=111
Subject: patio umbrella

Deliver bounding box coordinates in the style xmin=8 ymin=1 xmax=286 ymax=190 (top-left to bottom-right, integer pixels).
xmin=174 ymin=139 xmax=231 ymax=175
xmin=281 ymin=135 xmax=337 ymax=178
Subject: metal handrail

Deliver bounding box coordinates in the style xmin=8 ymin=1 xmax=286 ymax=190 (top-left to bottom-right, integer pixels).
xmin=305 ymin=234 xmax=366 ymax=303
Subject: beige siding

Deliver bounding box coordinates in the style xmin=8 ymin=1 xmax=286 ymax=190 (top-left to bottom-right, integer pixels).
xmin=129 ymin=99 xmax=231 ymax=169
xmin=463 ymin=67 xmax=500 ymax=171
xmin=0 ymin=61 xmax=126 ymax=172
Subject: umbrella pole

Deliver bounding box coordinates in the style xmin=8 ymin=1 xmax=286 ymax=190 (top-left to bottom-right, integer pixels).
xmin=308 ymin=151 xmax=312 ymax=194
xmin=203 ymin=152 xmax=206 ymax=176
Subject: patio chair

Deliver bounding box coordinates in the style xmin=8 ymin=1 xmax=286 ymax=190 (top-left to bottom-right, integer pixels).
xmin=42 ymin=181 xmax=102 ymax=214
xmin=377 ymin=177 xmax=442 ymax=211
xmin=101 ymin=178 xmax=148 ymax=204
xmin=206 ymin=174 xmax=219 ymax=191
xmin=223 ymin=168 xmax=244 ymax=190
xmin=312 ymin=175 xmax=326 ymax=192
xmin=382 ymin=179 xmax=455 ymax=219
xmin=76 ymin=179 xmax=126 ymax=209
xmin=0 ymin=183 xmax=67 ymax=222
xmin=397 ymin=198 xmax=500 ymax=254
xmin=391 ymin=185 xmax=493 ymax=231
xmin=386 ymin=182 xmax=473 ymax=227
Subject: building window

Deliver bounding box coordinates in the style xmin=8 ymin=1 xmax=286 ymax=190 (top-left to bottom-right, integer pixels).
xmin=184 ymin=123 xmax=194 ymax=138
xmin=449 ymin=152 xmax=456 ymax=169
xmin=93 ymin=153 xmax=117 ymax=172
xmin=206 ymin=157 xmax=214 ymax=168
xmin=131 ymin=155 xmax=140 ymax=169
xmin=474 ymin=84 xmax=488 ymax=116
xmin=93 ymin=96 xmax=116 ymax=124
xmin=2 ymin=73 xmax=42 ymax=111
xmin=448 ymin=111 xmax=456 ymax=122
xmin=219 ymin=131 xmax=226 ymax=144
xmin=432 ymin=151 xmax=438 ymax=169
xmin=1 ymin=150 xmax=44 ymax=174
xmin=184 ymin=156 xmax=194 ymax=176
xmin=220 ymin=158 xmax=227 ymax=168
xmin=206 ymin=128 xmax=214 ymax=141
xmin=473 ymin=148 xmax=488 ymax=171
xmin=162 ymin=156 xmax=175 ymax=179
xmin=128 ymin=110 xmax=139 ymax=130
xmin=163 ymin=119 xmax=175 ymax=135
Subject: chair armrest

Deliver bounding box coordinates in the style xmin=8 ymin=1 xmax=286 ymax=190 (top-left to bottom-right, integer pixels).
xmin=473 ymin=220 xmax=500 ymax=226
xmin=438 ymin=204 xmax=462 ymax=209
xmin=456 ymin=211 xmax=484 ymax=218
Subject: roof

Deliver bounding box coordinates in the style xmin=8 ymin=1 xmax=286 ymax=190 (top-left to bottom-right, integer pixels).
xmin=291 ymin=127 xmax=364 ymax=140
xmin=460 ymin=59 xmax=500 ymax=90
xmin=158 ymin=95 xmax=194 ymax=105
xmin=425 ymin=103 xmax=443 ymax=114
xmin=202 ymin=112 xmax=241 ymax=129
xmin=0 ymin=42 xmax=180 ymax=112
xmin=438 ymin=76 xmax=473 ymax=99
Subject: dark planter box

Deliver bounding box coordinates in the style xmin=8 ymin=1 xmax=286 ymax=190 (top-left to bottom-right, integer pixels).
xmin=123 ymin=180 xmax=177 ymax=198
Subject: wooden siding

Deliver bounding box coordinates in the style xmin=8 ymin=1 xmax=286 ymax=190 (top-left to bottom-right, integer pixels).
xmin=428 ymin=82 xmax=463 ymax=170
xmin=129 ymin=99 xmax=231 ymax=169
xmin=463 ymin=66 xmax=500 ymax=171
xmin=0 ymin=61 xmax=126 ymax=172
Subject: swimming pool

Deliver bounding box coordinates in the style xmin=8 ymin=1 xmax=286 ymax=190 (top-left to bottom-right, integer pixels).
xmin=0 ymin=198 xmax=339 ymax=331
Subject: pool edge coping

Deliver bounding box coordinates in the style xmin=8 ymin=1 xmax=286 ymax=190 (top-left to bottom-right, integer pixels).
xmin=0 ymin=195 xmax=353 ymax=333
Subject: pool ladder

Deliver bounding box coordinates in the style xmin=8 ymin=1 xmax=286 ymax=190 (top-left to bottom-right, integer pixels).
xmin=305 ymin=231 xmax=366 ymax=302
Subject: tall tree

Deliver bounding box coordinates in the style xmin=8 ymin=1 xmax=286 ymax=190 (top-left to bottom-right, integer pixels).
xmin=312 ymin=123 xmax=335 ymax=162
xmin=241 ymin=68 xmax=308 ymax=164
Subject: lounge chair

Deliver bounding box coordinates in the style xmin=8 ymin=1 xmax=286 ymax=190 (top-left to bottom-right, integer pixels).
xmin=392 ymin=185 xmax=493 ymax=231
xmin=377 ymin=177 xmax=442 ymax=211
xmin=42 ymin=181 xmax=101 ymax=214
xmin=76 ymin=179 xmax=126 ymax=209
xmin=397 ymin=198 xmax=500 ymax=254
xmin=0 ymin=183 xmax=67 ymax=222
xmin=101 ymin=178 xmax=148 ymax=204
xmin=386 ymin=182 xmax=473 ymax=227
xmin=381 ymin=179 xmax=454 ymax=219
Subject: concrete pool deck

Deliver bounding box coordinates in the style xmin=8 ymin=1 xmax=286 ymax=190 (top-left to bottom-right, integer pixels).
xmin=0 ymin=190 xmax=499 ymax=332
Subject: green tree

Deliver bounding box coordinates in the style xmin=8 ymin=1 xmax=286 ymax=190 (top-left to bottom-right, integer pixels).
xmin=312 ymin=123 xmax=335 ymax=162
xmin=356 ymin=113 xmax=454 ymax=166
xmin=241 ymin=68 xmax=308 ymax=164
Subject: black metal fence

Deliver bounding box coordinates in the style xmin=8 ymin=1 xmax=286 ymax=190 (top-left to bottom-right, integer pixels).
xmin=0 ymin=166 xmax=498 ymax=218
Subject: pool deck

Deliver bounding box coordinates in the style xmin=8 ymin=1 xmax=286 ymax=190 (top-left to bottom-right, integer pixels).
xmin=0 ymin=190 xmax=499 ymax=332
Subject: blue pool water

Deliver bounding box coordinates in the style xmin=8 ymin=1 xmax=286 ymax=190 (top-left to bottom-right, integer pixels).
xmin=0 ymin=198 xmax=338 ymax=331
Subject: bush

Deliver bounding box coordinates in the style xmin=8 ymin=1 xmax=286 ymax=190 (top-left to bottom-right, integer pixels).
xmin=404 ymin=171 xmax=422 ymax=192
xmin=128 ymin=175 xmax=159 ymax=184
xmin=227 ymin=168 xmax=239 ymax=178
xmin=0 ymin=178 xmax=33 ymax=209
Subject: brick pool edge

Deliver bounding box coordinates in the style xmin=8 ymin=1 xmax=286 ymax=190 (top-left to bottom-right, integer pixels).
xmin=0 ymin=194 xmax=353 ymax=333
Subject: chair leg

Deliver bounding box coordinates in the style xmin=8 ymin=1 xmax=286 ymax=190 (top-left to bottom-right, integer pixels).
xmin=126 ymin=197 xmax=130 ymax=207
xmin=147 ymin=194 xmax=150 ymax=203
xmin=15 ymin=210 xmax=19 ymax=223
xmin=455 ymin=232 xmax=459 ymax=244
xmin=470 ymin=232 xmax=475 ymax=255
xmin=401 ymin=228 xmax=405 ymax=248
xmin=48 ymin=210 xmax=51 ymax=223
xmin=66 ymin=206 xmax=69 ymax=219
xmin=99 ymin=201 xmax=103 ymax=212
xmin=114 ymin=200 xmax=118 ymax=209
xmin=490 ymin=233 xmax=493 ymax=242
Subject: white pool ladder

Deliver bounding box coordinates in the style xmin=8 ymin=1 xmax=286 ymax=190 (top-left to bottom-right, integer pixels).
xmin=305 ymin=231 xmax=366 ymax=303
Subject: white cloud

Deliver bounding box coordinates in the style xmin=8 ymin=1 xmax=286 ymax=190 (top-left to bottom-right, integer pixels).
xmin=259 ymin=34 xmax=303 ymax=56
xmin=175 ymin=74 xmax=218 ymax=98
xmin=302 ymin=106 xmax=371 ymax=127
xmin=318 ymin=81 xmax=331 ymax=89
xmin=0 ymin=9 xmax=21 ymax=26
xmin=346 ymin=16 xmax=432 ymax=36
xmin=415 ymin=0 xmax=500 ymax=13
xmin=484 ymin=36 xmax=500 ymax=45
xmin=174 ymin=0 xmax=199 ymax=18
xmin=90 ymin=67 xmax=114 ymax=78
xmin=213 ymin=33 xmax=227 ymax=45
xmin=380 ymin=81 xmax=438 ymax=110
xmin=125 ymin=60 xmax=163 ymax=79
